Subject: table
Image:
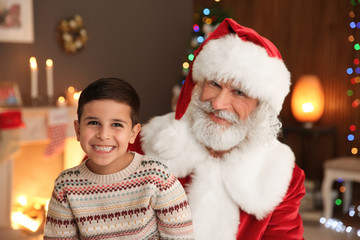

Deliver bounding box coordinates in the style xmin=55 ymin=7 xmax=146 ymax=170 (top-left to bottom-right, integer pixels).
xmin=282 ymin=125 xmax=337 ymax=181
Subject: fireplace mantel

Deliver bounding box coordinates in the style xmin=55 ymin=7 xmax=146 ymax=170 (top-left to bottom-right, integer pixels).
xmin=20 ymin=106 xmax=77 ymax=143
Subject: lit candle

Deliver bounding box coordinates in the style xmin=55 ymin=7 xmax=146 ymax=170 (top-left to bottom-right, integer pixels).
xmin=46 ymin=59 xmax=54 ymax=99
xmin=56 ymin=96 xmax=67 ymax=107
xmin=65 ymin=86 xmax=76 ymax=106
xmin=29 ymin=57 xmax=38 ymax=99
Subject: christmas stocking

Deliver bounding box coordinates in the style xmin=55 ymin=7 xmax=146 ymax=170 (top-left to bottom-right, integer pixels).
xmin=44 ymin=108 xmax=69 ymax=158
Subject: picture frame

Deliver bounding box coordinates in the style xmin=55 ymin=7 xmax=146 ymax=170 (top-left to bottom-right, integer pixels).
xmin=0 ymin=81 xmax=22 ymax=107
xmin=0 ymin=0 xmax=34 ymax=43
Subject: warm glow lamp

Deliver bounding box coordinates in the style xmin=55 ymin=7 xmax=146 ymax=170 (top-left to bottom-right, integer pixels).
xmin=291 ymin=75 xmax=325 ymax=128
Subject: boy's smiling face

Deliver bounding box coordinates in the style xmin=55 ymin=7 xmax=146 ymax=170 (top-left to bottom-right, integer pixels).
xmin=74 ymin=99 xmax=141 ymax=174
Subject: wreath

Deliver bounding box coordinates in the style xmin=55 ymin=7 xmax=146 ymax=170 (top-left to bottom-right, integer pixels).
xmin=57 ymin=15 xmax=88 ymax=54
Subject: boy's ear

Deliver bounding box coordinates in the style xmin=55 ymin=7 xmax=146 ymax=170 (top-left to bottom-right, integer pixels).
xmin=130 ymin=123 xmax=141 ymax=144
xmin=74 ymin=120 xmax=80 ymax=141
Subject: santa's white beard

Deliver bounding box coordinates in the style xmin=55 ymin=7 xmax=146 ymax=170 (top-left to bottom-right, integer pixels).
xmin=190 ymin=96 xmax=251 ymax=151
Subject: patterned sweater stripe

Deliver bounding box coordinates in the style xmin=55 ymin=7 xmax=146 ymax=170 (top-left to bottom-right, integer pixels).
xmin=44 ymin=152 xmax=194 ymax=239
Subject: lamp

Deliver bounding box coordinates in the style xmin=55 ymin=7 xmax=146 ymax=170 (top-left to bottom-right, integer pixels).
xmin=291 ymin=75 xmax=325 ymax=128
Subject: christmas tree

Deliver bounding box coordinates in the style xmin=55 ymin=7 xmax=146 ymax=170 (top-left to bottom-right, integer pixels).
xmin=180 ymin=4 xmax=230 ymax=85
xmin=171 ymin=3 xmax=230 ymax=111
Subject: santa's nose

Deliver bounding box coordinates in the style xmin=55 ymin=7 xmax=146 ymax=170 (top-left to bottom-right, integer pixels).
xmin=211 ymin=90 xmax=231 ymax=111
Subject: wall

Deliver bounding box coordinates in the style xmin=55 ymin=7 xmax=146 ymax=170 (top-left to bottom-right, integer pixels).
xmin=0 ymin=0 xmax=192 ymax=123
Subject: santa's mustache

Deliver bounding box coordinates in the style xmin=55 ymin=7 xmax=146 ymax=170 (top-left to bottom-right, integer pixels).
xmin=194 ymin=99 xmax=241 ymax=125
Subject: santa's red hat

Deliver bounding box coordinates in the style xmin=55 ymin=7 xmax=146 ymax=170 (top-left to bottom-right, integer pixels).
xmin=175 ymin=18 xmax=290 ymax=120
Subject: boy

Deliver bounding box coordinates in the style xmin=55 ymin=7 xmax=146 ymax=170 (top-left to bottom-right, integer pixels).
xmin=44 ymin=78 xmax=194 ymax=239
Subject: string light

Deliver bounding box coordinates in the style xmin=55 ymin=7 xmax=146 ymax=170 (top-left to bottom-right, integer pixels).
xmin=347 ymin=134 xmax=355 ymax=141
xmin=182 ymin=62 xmax=190 ymax=70
xmin=351 ymin=147 xmax=358 ymax=154
xmin=352 ymin=99 xmax=360 ymax=107
xmin=197 ymin=36 xmax=204 ymax=43
xmin=320 ymin=205 xmax=360 ymax=236
xmin=193 ymin=24 xmax=200 ymax=32
xmin=203 ymin=8 xmax=210 ymax=16
xmin=188 ymin=54 xmax=194 ymax=61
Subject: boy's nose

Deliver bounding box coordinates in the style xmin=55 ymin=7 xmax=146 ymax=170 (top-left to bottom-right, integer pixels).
xmin=97 ymin=126 xmax=111 ymax=139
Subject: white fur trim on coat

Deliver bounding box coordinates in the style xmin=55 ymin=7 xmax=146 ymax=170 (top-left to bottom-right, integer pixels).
xmin=141 ymin=113 xmax=295 ymax=239
xmin=192 ymin=34 xmax=291 ymax=114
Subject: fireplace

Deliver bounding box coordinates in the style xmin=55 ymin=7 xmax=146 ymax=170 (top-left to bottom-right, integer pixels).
xmin=0 ymin=106 xmax=84 ymax=234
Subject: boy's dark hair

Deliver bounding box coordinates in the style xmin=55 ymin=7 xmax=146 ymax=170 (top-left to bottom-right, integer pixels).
xmin=77 ymin=78 xmax=140 ymax=126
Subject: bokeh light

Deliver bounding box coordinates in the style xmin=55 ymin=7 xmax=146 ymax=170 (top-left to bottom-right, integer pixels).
xmin=193 ymin=24 xmax=200 ymax=32
xmin=347 ymin=134 xmax=355 ymax=141
xmin=188 ymin=54 xmax=194 ymax=61
xmin=203 ymin=8 xmax=210 ymax=16
xmin=349 ymin=35 xmax=355 ymax=42
xmin=197 ymin=36 xmax=204 ymax=43
xmin=182 ymin=62 xmax=189 ymax=70
xmin=351 ymin=147 xmax=358 ymax=154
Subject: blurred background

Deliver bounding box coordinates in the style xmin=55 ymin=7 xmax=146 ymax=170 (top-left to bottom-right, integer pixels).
xmin=0 ymin=0 xmax=359 ymax=239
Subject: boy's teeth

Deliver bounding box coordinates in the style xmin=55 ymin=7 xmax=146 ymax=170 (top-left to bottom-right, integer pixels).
xmin=94 ymin=145 xmax=113 ymax=152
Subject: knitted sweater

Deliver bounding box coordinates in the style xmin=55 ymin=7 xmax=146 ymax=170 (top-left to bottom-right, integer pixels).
xmin=44 ymin=152 xmax=194 ymax=240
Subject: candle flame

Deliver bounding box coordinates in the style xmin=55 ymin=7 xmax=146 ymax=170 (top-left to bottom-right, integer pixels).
xmin=29 ymin=57 xmax=37 ymax=69
xmin=73 ymin=91 xmax=82 ymax=101
xmin=46 ymin=59 xmax=53 ymax=67
xmin=68 ymin=86 xmax=75 ymax=93
xmin=58 ymin=96 xmax=65 ymax=103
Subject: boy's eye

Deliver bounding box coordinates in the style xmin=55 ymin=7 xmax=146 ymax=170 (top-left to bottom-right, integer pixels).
xmin=87 ymin=121 xmax=99 ymax=125
xmin=112 ymin=122 xmax=123 ymax=128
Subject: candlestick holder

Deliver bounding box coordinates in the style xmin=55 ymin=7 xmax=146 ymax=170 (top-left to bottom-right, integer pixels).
xmin=31 ymin=97 xmax=40 ymax=106
xmin=47 ymin=96 xmax=54 ymax=106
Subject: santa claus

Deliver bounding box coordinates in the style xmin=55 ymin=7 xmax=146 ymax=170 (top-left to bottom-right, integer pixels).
xmin=140 ymin=18 xmax=305 ymax=240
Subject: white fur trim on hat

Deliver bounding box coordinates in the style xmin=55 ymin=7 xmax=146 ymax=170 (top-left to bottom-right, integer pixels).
xmin=192 ymin=34 xmax=291 ymax=114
